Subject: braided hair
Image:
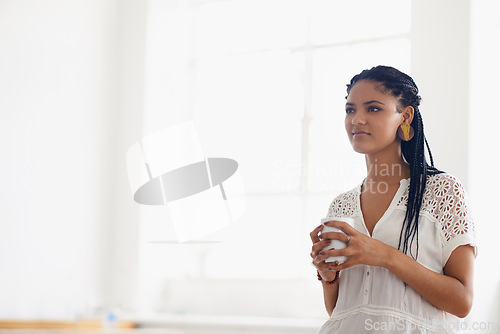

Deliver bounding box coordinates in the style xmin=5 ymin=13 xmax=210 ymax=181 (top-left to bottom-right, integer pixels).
xmin=346 ymin=65 xmax=444 ymax=259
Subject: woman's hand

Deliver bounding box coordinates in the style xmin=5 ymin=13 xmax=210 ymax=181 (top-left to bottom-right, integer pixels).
xmin=310 ymin=224 xmax=340 ymax=281
xmin=316 ymin=220 xmax=392 ymax=271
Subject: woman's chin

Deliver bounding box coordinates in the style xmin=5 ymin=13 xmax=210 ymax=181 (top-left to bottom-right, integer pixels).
xmin=351 ymin=144 xmax=371 ymax=154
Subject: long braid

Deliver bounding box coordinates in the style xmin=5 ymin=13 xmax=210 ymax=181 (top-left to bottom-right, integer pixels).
xmin=401 ymin=110 xmax=426 ymax=258
xmin=425 ymin=137 xmax=435 ymax=167
xmin=347 ymin=66 xmax=444 ymax=259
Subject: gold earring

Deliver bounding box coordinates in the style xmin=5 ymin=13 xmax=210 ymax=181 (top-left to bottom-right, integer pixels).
xmin=397 ymin=123 xmax=414 ymax=141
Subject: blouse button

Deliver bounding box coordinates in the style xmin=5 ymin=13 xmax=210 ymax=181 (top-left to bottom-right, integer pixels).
xmin=367 ymin=271 xmax=370 ymax=276
xmin=364 ymin=289 xmax=368 ymax=295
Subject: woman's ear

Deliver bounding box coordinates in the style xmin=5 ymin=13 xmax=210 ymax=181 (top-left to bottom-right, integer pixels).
xmin=402 ymin=106 xmax=414 ymax=124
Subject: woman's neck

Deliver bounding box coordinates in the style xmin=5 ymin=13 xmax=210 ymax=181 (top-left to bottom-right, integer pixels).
xmin=364 ymin=148 xmax=410 ymax=186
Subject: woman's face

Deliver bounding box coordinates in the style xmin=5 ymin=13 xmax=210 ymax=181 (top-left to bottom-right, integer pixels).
xmin=345 ymin=79 xmax=408 ymax=155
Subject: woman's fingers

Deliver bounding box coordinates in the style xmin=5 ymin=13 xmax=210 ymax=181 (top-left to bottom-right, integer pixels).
xmin=309 ymin=224 xmax=324 ymax=243
xmin=316 ymin=247 xmax=350 ymax=263
xmin=324 ymin=220 xmax=357 ymax=236
xmin=313 ymin=255 xmax=336 ymax=268
xmin=310 ymin=239 xmax=332 ymax=258
xmin=327 ymin=261 xmax=341 ymax=271
xmin=310 ymin=223 xmax=349 ymax=274
xmin=319 ymin=231 xmax=351 ymax=243
xmin=330 ymin=258 xmax=355 ymax=271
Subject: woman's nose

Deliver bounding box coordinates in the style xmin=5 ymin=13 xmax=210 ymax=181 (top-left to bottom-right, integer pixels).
xmin=351 ymin=110 xmax=366 ymax=125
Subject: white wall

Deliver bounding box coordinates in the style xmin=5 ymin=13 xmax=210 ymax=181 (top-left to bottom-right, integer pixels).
xmin=411 ymin=0 xmax=470 ymax=184
xmin=412 ymin=0 xmax=500 ymax=327
xmin=0 ymin=0 xmax=146 ymax=319
xmin=102 ymin=0 xmax=148 ymax=315
xmin=468 ymin=0 xmax=500 ymax=326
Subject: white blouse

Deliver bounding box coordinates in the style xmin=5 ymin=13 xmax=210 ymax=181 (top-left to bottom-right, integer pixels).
xmin=317 ymin=173 xmax=477 ymax=334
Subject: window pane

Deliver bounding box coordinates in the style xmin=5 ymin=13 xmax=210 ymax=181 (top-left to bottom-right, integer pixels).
xmin=311 ymin=0 xmax=411 ymax=45
xmin=196 ymin=0 xmax=308 ymax=57
xmin=193 ymin=50 xmax=304 ymax=193
xmin=309 ymin=39 xmax=411 ymax=193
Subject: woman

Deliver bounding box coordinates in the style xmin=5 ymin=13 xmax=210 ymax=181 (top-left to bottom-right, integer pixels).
xmin=310 ymin=66 xmax=477 ymax=333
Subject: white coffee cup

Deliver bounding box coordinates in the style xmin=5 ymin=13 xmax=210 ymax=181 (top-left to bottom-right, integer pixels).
xmin=320 ymin=217 xmax=354 ymax=264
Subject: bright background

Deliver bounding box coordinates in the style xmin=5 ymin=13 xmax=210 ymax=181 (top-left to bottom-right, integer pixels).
xmin=1 ymin=0 xmax=499 ymax=333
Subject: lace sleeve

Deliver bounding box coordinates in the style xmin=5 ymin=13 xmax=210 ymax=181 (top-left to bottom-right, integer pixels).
xmin=435 ymin=174 xmax=477 ymax=265
xmin=325 ymin=188 xmax=358 ymax=218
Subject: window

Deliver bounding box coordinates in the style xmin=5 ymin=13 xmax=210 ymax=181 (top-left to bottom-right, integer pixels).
xmin=138 ymin=0 xmax=411 ymax=317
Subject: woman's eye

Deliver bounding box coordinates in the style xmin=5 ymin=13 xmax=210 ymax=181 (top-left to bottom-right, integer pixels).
xmin=345 ymin=108 xmax=355 ymax=114
xmin=368 ymin=106 xmax=381 ymax=112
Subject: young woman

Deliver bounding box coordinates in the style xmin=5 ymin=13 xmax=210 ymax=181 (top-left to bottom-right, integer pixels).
xmin=309 ymin=66 xmax=477 ymax=333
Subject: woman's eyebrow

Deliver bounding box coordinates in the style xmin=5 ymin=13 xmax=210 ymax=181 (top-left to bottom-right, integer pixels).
xmin=345 ymin=100 xmax=385 ymax=106
xmin=364 ymin=100 xmax=385 ymax=105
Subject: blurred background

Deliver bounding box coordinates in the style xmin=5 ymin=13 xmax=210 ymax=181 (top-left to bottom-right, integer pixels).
xmin=1 ymin=0 xmax=499 ymax=333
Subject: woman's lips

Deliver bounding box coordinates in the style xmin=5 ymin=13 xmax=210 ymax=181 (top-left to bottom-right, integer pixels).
xmin=353 ymin=132 xmax=370 ymax=137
